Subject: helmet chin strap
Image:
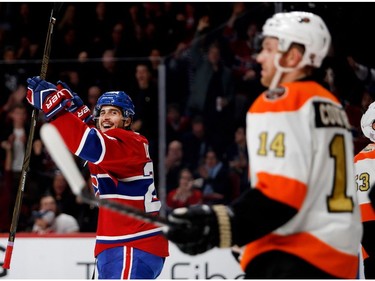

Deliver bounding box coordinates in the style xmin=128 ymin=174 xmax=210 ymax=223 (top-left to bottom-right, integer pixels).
xmin=269 ymin=52 xmax=304 ymax=90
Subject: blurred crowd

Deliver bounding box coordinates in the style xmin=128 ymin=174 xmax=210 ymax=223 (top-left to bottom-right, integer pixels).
xmin=0 ymin=2 xmax=374 ymax=233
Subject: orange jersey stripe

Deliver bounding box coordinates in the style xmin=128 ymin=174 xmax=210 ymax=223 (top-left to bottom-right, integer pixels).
xmin=354 ymin=145 xmax=375 ymax=163
xmin=255 ymin=172 xmax=307 ymax=210
xmin=240 ymin=233 xmax=358 ymax=278
xmin=249 ymin=81 xmax=339 ymax=114
xmin=360 ymin=203 xmax=375 ymax=222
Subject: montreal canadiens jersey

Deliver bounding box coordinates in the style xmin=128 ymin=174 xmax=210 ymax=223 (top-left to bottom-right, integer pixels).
xmin=51 ymin=113 xmax=169 ymax=258
xmin=354 ymin=143 xmax=375 ymax=259
xmin=240 ymin=81 xmax=362 ymax=278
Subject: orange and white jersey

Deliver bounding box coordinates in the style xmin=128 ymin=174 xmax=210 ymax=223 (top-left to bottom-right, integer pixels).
xmin=241 ymin=81 xmax=362 ymax=278
xmin=354 ymin=143 xmax=375 ymax=260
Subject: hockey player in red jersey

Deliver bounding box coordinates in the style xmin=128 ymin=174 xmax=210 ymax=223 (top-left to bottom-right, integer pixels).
xmin=25 ymin=81 xmax=169 ymax=279
xmin=164 ymin=11 xmax=363 ymax=278
xmin=355 ymin=102 xmax=375 ymax=279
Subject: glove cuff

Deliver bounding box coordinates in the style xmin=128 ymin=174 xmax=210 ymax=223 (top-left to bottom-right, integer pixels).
xmin=212 ymin=205 xmax=232 ymax=248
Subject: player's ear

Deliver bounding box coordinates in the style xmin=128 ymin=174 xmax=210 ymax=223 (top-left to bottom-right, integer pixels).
xmin=286 ymin=45 xmax=303 ymax=67
xmin=123 ymin=117 xmax=132 ymax=129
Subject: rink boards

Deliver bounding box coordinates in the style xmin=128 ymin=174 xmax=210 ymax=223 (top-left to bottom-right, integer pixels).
xmin=0 ymin=233 xmax=244 ymax=279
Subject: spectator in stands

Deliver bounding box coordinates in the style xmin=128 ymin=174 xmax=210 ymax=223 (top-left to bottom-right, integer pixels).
xmin=187 ymin=15 xmax=236 ymax=155
xmin=125 ymin=3 xmax=150 ymax=57
xmin=48 ymin=170 xmax=80 ymax=219
xmin=0 ymin=47 xmax=28 ymax=106
xmin=1 ymin=85 xmax=27 ymax=117
xmin=108 ymin=22 xmax=127 ymax=56
xmin=131 ymin=62 xmax=159 ymax=161
xmin=222 ymin=2 xmax=249 ymax=44
xmin=32 ymin=194 xmax=79 ymax=234
xmin=94 ymin=49 xmax=128 ymax=92
xmin=166 ymin=168 xmax=202 ymax=210
xmin=15 ymin=33 xmax=40 ymax=61
xmin=54 ymin=27 xmax=82 ymax=73
xmin=149 ymin=47 xmax=162 ymax=81
xmin=86 ymin=85 xmax=102 ymax=112
xmin=10 ymin=3 xmax=42 ymax=50
xmin=143 ymin=21 xmax=160 ymax=55
xmin=197 ymin=148 xmax=232 ymax=205
xmin=226 ymin=125 xmax=249 ymax=196
xmin=166 ymin=103 xmax=190 ymax=143
xmin=57 ymin=4 xmax=79 ymax=33
xmin=1 ymin=104 xmax=28 ymax=199
xmin=0 ymin=103 xmax=51 ymax=231
xmin=83 ymin=2 xmax=114 ymax=58
xmin=165 ymin=41 xmax=191 ymax=108
xmin=181 ymin=115 xmax=211 ymax=174
xmin=226 ymin=20 xmax=264 ymax=126
xmin=175 ymin=3 xmax=198 ymax=44
xmin=165 ymin=140 xmax=188 ymax=194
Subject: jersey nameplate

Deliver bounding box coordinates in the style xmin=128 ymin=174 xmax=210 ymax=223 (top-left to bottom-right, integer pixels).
xmin=313 ymin=101 xmax=351 ymax=130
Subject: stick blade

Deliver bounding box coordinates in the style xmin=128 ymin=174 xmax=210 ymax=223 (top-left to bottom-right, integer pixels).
xmin=40 ymin=123 xmax=85 ymax=196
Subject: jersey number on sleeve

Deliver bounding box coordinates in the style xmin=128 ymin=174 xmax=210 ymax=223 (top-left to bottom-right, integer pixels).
xmin=143 ymin=146 xmax=161 ymax=213
xmin=258 ymin=132 xmax=285 ymax=157
xmin=355 ymin=172 xmax=370 ymax=192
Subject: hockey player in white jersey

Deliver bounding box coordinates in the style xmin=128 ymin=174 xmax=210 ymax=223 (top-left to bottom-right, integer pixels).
xmin=165 ymin=11 xmax=363 ymax=278
xmin=354 ymin=102 xmax=375 ymax=279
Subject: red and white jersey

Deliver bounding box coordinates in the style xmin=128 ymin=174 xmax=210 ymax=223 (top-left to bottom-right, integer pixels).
xmin=51 ymin=113 xmax=169 ymax=258
xmin=241 ymin=81 xmax=362 ymax=278
xmin=354 ymin=143 xmax=375 ymax=259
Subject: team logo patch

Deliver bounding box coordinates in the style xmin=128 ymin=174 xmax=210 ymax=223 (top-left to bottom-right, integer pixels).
xmin=363 ymin=143 xmax=375 ymax=152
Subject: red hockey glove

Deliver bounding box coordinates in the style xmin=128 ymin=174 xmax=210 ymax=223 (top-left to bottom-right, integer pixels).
xmin=56 ymin=81 xmax=93 ymax=123
xmin=26 ymin=76 xmax=73 ymax=120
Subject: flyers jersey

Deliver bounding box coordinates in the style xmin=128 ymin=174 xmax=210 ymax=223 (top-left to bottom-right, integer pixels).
xmin=354 ymin=143 xmax=375 ymax=259
xmin=241 ymin=81 xmax=362 ymax=278
xmin=51 ymin=113 xmax=169 ymax=258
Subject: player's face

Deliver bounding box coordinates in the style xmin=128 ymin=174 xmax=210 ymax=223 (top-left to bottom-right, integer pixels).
xmin=98 ymin=105 xmax=125 ymax=132
xmin=256 ymin=37 xmax=278 ymax=87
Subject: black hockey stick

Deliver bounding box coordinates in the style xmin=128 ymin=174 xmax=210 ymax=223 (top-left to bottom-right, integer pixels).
xmin=3 ymin=3 xmax=63 ymax=270
xmin=39 ymin=123 xmax=171 ymax=229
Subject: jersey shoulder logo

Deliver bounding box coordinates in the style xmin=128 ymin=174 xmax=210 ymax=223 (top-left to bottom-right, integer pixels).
xmin=363 ymin=143 xmax=375 ymax=152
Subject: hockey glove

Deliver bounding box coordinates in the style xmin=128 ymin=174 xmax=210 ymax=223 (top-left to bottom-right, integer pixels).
xmin=165 ymin=204 xmax=232 ymax=255
xmin=26 ymin=76 xmax=73 ymax=120
xmin=56 ymin=81 xmax=93 ymax=123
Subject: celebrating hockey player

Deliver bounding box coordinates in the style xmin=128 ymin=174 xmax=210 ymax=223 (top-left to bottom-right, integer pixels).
xmin=164 ymin=11 xmax=362 ymax=279
xmin=25 ymin=79 xmax=169 ymax=279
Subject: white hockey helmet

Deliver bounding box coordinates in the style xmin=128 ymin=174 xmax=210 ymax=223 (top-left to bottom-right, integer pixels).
xmin=361 ymin=101 xmax=375 ymax=142
xmin=262 ymin=11 xmax=331 ymax=68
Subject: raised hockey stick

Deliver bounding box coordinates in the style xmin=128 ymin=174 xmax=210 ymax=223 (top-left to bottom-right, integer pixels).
xmin=3 ymin=3 xmax=63 ymax=270
xmin=39 ymin=123 xmax=170 ymax=229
